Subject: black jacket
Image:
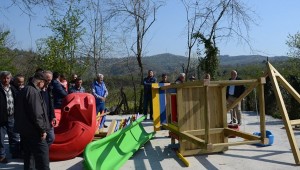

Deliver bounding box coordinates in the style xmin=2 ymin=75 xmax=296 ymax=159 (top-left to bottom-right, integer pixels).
xmin=0 ymin=85 xmax=17 ymax=125
xmin=51 ymin=79 xmax=68 ymax=109
xmin=226 ymin=77 xmax=246 ymax=98
xmin=14 ymin=82 xmax=50 ymax=138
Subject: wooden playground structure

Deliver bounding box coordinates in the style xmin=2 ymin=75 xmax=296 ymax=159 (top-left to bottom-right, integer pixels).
xmin=151 ymin=62 xmax=300 ymax=165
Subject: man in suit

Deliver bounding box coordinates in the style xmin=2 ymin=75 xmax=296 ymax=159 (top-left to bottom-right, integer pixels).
xmin=226 ymin=70 xmax=245 ymax=125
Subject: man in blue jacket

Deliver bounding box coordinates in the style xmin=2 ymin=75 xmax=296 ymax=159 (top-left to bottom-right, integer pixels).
xmin=51 ymin=72 xmax=68 ymax=109
xmin=92 ymin=74 xmax=108 ymax=128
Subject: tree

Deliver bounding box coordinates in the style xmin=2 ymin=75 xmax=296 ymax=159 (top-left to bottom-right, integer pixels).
xmin=181 ymin=0 xmax=201 ymax=81
xmin=36 ymin=0 xmax=87 ymax=75
xmin=183 ymin=0 xmax=254 ymax=79
xmin=106 ymin=0 xmax=164 ymax=112
xmin=84 ymin=0 xmax=112 ymax=76
xmin=0 ymin=27 xmax=16 ymax=72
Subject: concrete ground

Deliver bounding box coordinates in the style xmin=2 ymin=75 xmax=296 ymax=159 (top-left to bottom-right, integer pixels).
xmin=1 ymin=111 xmax=300 ymax=170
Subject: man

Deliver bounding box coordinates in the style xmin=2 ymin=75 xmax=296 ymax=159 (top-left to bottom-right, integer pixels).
xmin=92 ymin=74 xmax=108 ymax=128
xmin=51 ymin=72 xmax=68 ymax=109
xmin=226 ymin=70 xmax=245 ymax=125
xmin=189 ymin=75 xmax=196 ymax=82
xmin=15 ymin=72 xmax=51 ymax=170
xmin=43 ymin=70 xmax=56 ymax=146
xmin=143 ymin=70 xmax=157 ymax=120
xmin=0 ymin=71 xmax=20 ymax=163
xmin=12 ymin=74 xmax=25 ymax=91
xmin=68 ymin=73 xmax=78 ymax=91
xmin=69 ymin=77 xmax=85 ymax=93
xmin=175 ymin=73 xmax=185 ymax=84
xmin=159 ymin=73 xmax=170 ymax=83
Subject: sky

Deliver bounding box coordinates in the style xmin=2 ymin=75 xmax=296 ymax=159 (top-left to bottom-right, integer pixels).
xmin=1 ymin=0 xmax=300 ymax=57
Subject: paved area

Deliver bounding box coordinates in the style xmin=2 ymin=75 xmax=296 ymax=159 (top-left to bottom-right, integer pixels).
xmin=1 ymin=111 xmax=300 ymax=169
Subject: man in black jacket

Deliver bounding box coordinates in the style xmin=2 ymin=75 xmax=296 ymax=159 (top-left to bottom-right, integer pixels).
xmin=15 ymin=72 xmax=51 ymax=170
xmin=226 ymin=70 xmax=245 ymax=125
xmin=0 ymin=71 xmax=20 ymax=163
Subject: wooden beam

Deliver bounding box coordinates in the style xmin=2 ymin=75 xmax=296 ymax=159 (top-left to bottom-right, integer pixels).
xmin=258 ymin=82 xmax=266 ymax=139
xmin=209 ymin=140 xmax=262 ymax=148
xmin=267 ymin=62 xmax=300 ymax=164
xmin=184 ymin=128 xmax=224 ymax=136
xmin=290 ymin=120 xmax=300 ymax=126
xmin=204 ymin=85 xmax=210 ymax=144
xmin=277 ymin=75 xmax=300 ymax=104
xmin=224 ymin=128 xmax=260 ymax=140
xmin=210 ymin=79 xmax=259 ymax=86
xmin=180 ymin=132 xmax=206 ymax=148
xmin=227 ymin=82 xmax=258 ymax=112
xmin=106 ymin=120 xmax=117 ymax=136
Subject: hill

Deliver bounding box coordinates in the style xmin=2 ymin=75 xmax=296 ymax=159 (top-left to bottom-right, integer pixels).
xmin=99 ymin=53 xmax=289 ymax=76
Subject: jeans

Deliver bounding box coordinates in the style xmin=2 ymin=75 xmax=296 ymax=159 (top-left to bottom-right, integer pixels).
xmin=46 ymin=127 xmax=55 ymax=147
xmin=23 ymin=136 xmax=50 ymax=170
xmin=0 ymin=116 xmax=20 ymax=158
xmin=143 ymin=93 xmax=153 ymax=119
xmin=96 ymin=102 xmax=106 ymax=129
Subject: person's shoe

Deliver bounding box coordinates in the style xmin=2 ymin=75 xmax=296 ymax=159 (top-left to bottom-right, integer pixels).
xmin=0 ymin=157 xmax=8 ymax=164
xmin=103 ymin=124 xmax=108 ymax=128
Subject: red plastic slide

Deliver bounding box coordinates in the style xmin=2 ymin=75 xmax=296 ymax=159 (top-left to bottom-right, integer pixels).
xmin=49 ymin=93 xmax=97 ymax=161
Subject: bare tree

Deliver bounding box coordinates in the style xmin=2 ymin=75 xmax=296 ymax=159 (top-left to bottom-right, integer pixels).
xmin=181 ymin=0 xmax=201 ymax=81
xmin=84 ymin=0 xmax=112 ymax=76
xmin=182 ymin=0 xmax=255 ymax=79
xmin=106 ymin=0 xmax=164 ymax=112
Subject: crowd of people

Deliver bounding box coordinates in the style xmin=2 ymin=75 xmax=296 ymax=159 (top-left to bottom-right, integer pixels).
xmin=0 ymin=67 xmax=245 ymax=169
xmin=0 ymin=69 xmax=108 ymax=169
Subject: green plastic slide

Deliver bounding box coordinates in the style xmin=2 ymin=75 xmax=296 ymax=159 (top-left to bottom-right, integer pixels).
xmin=83 ymin=116 xmax=155 ymax=170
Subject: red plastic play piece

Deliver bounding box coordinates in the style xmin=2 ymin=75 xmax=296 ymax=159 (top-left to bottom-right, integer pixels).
xmin=49 ymin=93 xmax=98 ymax=161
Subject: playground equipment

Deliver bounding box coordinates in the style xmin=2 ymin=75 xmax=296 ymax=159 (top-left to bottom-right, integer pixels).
xmin=50 ymin=93 xmax=98 ymax=161
xmin=151 ymin=62 xmax=300 ymax=165
xmin=152 ymin=77 xmax=267 ymax=157
xmin=83 ymin=115 xmax=155 ymax=170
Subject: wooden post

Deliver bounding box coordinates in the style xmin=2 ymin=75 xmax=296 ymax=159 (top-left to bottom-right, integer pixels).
xmin=267 ymin=62 xmax=300 ymax=164
xmin=257 ymin=78 xmax=267 ymax=143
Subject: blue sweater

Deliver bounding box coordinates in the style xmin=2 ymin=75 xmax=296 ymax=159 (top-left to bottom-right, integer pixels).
xmin=92 ymin=81 xmax=108 ymax=104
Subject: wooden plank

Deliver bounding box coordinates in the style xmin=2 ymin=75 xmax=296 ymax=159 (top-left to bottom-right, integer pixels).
xmin=258 ymin=83 xmax=266 ymax=139
xmin=227 ymin=82 xmax=258 ymax=112
xmin=184 ymin=128 xmax=224 ymax=136
xmin=209 ymin=140 xmax=262 ymax=148
xmin=151 ymin=83 xmax=161 ymax=131
xmin=277 ymin=75 xmax=300 ymax=104
xmin=220 ymin=86 xmax=228 ymax=147
xmin=224 ymin=128 xmax=261 ymax=140
xmin=204 ymin=85 xmax=210 ymax=144
xmin=210 ymin=79 xmax=259 ymax=86
xmin=267 ymin=62 xmax=300 ymax=164
xmin=290 ymin=120 xmax=300 ymax=126
xmin=106 ymin=120 xmax=117 ymax=136
xmin=180 ymin=132 xmax=206 ymax=148
xmin=181 ymin=146 xmax=226 ymax=156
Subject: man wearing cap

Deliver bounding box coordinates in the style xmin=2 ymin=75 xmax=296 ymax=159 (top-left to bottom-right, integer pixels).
xmin=15 ymin=72 xmax=51 ymax=170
